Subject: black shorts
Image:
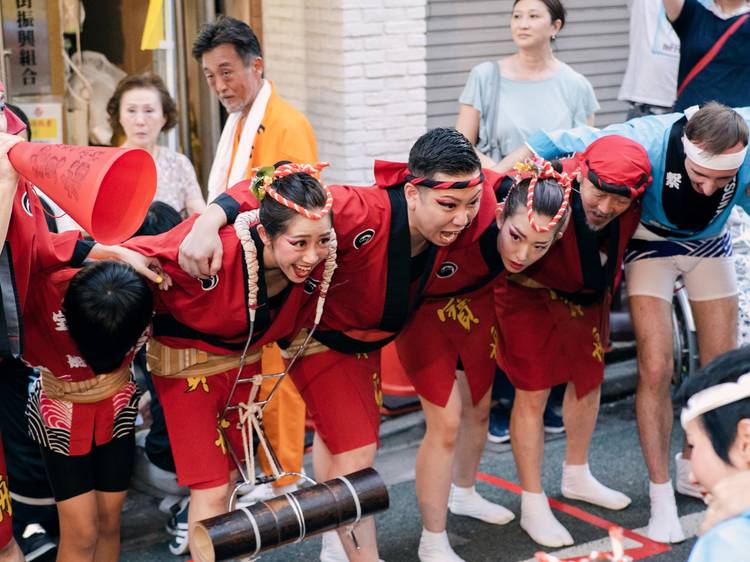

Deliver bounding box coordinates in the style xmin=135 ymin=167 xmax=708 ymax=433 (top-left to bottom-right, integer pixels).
xmin=40 ymin=434 xmax=135 ymax=502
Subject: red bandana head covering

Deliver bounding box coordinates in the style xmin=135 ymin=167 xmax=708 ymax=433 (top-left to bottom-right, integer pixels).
xmin=579 ymin=135 xmax=652 ymax=199
xmin=373 ymin=160 xmax=483 ymax=189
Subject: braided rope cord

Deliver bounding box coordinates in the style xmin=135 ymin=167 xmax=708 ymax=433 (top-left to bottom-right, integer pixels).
xmin=497 ymin=158 xmax=575 ymax=233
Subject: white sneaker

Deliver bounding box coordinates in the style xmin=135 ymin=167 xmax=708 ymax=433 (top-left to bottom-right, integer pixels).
xmin=674 ymin=453 xmax=703 ymax=499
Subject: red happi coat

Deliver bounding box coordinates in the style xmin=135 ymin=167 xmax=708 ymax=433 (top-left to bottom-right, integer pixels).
xmin=22 ymin=268 xmax=142 ymax=456
xmin=3 ymin=180 xmax=84 ymax=354
xmin=124 ymin=213 xmax=324 ymax=354
xmin=219 ymin=163 xmax=500 ymax=354
xmin=494 ymin=158 xmax=642 ymax=397
xmin=392 ymin=172 xmax=506 ymax=406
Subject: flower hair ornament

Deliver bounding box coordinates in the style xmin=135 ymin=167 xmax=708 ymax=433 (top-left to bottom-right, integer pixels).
xmin=250 ymin=162 xmax=334 ymax=220
xmin=497 ymin=158 xmax=574 ymax=233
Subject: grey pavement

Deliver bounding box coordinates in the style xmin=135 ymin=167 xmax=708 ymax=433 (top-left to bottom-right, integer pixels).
xmin=121 ymin=391 xmax=705 ymax=562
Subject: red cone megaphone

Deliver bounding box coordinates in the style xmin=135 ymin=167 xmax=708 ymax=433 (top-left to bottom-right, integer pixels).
xmin=9 ymin=142 xmax=157 ymax=244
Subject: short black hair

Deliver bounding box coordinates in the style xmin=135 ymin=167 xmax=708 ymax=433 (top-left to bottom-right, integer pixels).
xmin=63 ymin=261 xmax=153 ymax=374
xmin=259 ymin=161 xmax=331 ymax=238
xmin=408 ymin=128 xmax=481 ymax=180
xmin=192 ymin=15 xmax=262 ymax=64
xmin=133 ymin=201 xmax=183 ymax=237
xmin=677 ymin=345 xmax=750 ymax=465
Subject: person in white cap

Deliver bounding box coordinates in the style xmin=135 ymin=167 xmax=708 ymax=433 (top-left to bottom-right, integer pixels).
xmin=495 ymin=101 xmax=750 ymax=543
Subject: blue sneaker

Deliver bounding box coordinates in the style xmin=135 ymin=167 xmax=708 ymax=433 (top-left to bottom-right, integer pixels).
xmin=543 ymin=406 xmax=565 ymax=434
xmin=167 ymin=496 xmax=190 ymax=555
xmin=487 ymin=405 xmax=510 ymax=443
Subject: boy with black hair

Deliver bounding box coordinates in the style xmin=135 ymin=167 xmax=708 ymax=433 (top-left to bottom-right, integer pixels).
xmin=21 ymin=260 xmax=152 ymax=562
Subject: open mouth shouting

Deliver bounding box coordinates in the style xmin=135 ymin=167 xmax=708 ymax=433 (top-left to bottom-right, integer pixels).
xmin=438 ymin=230 xmax=461 ymax=244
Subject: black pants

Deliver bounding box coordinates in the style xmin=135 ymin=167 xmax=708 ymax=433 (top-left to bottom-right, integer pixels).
xmin=0 ymin=359 xmax=58 ymax=537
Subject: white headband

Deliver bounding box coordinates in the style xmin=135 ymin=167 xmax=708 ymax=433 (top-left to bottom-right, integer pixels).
xmin=681 ymin=373 xmax=750 ymax=429
xmin=682 ymin=135 xmax=748 ymax=171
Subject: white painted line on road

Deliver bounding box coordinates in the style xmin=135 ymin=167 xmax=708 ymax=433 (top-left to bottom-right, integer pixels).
xmin=518 ymin=511 xmax=705 ymax=562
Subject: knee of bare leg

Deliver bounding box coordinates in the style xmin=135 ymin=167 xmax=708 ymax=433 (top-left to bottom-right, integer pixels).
xmin=514 ymin=390 xmax=548 ymax=416
xmin=331 ymin=446 xmax=376 ymax=475
xmin=97 ymin=510 xmax=122 ymax=539
xmin=638 ymin=353 xmax=673 ymax=391
xmin=69 ymin=521 xmax=99 ymax=553
xmin=427 ymin=411 xmax=461 ymax=448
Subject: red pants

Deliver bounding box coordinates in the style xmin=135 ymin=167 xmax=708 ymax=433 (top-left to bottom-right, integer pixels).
xmin=290 ymin=349 xmax=381 ymax=454
xmin=495 ymin=279 xmax=608 ymax=398
xmin=152 ymin=363 xmax=260 ymax=489
xmin=395 ymin=288 xmax=497 ymax=407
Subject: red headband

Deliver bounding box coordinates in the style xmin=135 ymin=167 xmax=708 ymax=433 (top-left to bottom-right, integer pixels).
xmin=251 ymin=162 xmax=334 ymax=221
xmin=405 ymin=172 xmax=484 ymax=190
xmin=498 ymin=158 xmax=574 ymax=233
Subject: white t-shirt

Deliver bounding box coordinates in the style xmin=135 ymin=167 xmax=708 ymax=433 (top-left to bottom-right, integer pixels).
xmin=618 ymin=0 xmax=680 ymax=108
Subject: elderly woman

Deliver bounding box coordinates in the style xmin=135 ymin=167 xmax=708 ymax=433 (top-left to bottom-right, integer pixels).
xmin=107 ymin=73 xmax=205 ymax=217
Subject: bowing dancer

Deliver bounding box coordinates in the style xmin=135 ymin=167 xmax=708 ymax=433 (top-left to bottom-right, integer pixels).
xmin=494 ymin=136 xmax=651 ymax=547
xmin=124 ymin=164 xmax=337 ymax=561
xmin=498 ymin=102 xmax=750 ymax=542
xmin=396 ymin=160 xmax=574 ymax=561
xmin=179 ymin=128 xmax=497 ymax=562
xmin=21 ymin=262 xmax=153 ymax=562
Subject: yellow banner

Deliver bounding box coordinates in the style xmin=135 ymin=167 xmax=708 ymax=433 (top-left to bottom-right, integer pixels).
xmin=140 ymin=0 xmax=165 ymax=50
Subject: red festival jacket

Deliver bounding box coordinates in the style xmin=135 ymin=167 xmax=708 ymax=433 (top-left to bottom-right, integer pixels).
xmin=216 ymin=164 xmax=501 ymax=353
xmin=124 ymin=216 xmax=324 ymax=355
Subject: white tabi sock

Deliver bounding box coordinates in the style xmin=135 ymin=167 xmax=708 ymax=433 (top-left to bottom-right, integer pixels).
xmin=561 ymin=462 xmax=632 ymax=510
xmin=646 ymin=480 xmax=686 ymax=543
xmin=418 ymin=528 xmax=465 ymax=562
xmin=520 ymin=490 xmax=574 ymax=548
xmin=447 ymin=484 xmax=515 ymax=525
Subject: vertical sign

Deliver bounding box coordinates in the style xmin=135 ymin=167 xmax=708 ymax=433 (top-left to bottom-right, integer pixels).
xmin=1 ymin=0 xmax=51 ymax=95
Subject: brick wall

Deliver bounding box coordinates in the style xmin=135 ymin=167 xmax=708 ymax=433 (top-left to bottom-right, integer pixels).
xmin=262 ymin=0 xmax=427 ymax=184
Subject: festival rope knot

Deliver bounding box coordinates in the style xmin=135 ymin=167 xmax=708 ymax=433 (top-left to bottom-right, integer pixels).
xmin=250 ymin=162 xmax=334 ymax=220
xmin=498 ymin=157 xmax=574 ymax=233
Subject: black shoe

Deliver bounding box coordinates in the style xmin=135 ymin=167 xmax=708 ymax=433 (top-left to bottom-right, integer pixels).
xmin=19 ymin=526 xmax=57 ymax=561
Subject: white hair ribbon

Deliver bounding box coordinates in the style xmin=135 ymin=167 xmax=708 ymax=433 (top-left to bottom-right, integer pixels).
xmin=681 ymin=373 xmax=750 ymax=429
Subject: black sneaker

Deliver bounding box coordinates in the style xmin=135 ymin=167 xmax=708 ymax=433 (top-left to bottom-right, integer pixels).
xmin=19 ymin=526 xmax=57 ymax=561
xmin=167 ymin=496 xmax=190 ymax=555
